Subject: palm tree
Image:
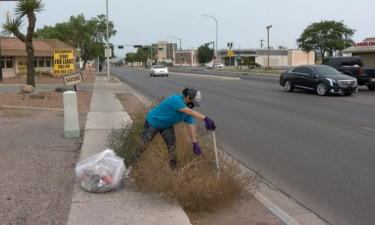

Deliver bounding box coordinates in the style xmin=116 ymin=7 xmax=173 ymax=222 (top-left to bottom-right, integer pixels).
xmin=1 ymin=0 xmax=45 ymax=87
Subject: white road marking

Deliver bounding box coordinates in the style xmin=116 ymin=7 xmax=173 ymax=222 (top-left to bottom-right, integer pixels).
xmin=222 ymin=92 xmax=243 ymax=98
xmin=362 ymin=127 xmax=375 ymax=132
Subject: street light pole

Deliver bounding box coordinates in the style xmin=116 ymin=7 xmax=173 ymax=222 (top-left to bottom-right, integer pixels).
xmin=0 ymin=0 xmax=19 ymax=82
xmin=266 ymin=25 xmax=272 ymax=71
xmin=203 ymin=15 xmax=217 ymax=63
xmin=106 ymin=0 xmax=109 ymax=80
xmin=169 ymin=36 xmax=182 ymax=68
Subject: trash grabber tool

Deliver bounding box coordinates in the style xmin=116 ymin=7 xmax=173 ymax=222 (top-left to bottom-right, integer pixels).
xmin=212 ymin=125 xmax=219 ymax=171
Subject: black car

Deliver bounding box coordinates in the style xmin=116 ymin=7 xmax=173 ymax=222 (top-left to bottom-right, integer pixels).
xmin=279 ymin=65 xmax=358 ymax=96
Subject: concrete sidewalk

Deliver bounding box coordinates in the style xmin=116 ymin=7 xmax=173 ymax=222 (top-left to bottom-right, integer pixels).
xmin=66 ymin=76 xmax=191 ymax=225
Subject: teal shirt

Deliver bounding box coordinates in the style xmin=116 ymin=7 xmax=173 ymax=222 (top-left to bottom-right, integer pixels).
xmin=146 ymin=95 xmax=194 ymax=129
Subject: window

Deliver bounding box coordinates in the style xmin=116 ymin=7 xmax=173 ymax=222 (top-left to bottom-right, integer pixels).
xmin=1 ymin=57 xmax=13 ymax=69
xmin=33 ymin=57 xmax=52 ymax=68
xmin=46 ymin=57 xmax=52 ymax=67
xmin=314 ymin=66 xmax=341 ymax=75
xmin=290 ymin=67 xmax=305 ymax=73
xmin=38 ymin=57 xmax=45 ymax=67
xmin=300 ymin=67 xmax=314 ymax=74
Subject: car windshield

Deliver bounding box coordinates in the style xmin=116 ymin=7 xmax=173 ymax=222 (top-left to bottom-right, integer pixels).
xmin=314 ymin=67 xmax=342 ymax=75
xmin=154 ymin=65 xmax=166 ymax=69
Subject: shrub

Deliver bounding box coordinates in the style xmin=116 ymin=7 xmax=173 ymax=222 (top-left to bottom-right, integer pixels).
xmin=107 ymin=104 xmax=260 ymax=212
xmin=247 ymin=61 xmax=261 ymax=69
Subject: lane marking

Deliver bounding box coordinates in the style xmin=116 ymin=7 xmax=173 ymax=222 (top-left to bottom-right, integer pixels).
xmin=362 ymin=127 xmax=375 ymax=132
xmin=222 ymin=92 xmax=243 ymax=98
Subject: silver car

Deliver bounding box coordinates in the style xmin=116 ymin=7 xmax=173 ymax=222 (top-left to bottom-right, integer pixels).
xmin=150 ymin=65 xmax=169 ymax=77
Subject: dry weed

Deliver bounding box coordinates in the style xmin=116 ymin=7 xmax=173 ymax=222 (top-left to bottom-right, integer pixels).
xmin=107 ymin=104 xmax=260 ymax=212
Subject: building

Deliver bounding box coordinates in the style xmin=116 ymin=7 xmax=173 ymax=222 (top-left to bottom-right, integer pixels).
xmin=1 ymin=37 xmax=81 ymax=78
xmin=149 ymin=40 xmax=315 ymax=67
xmin=342 ymin=37 xmax=375 ymax=67
xmin=216 ymin=49 xmax=314 ymax=67
xmin=151 ymin=41 xmax=177 ymax=63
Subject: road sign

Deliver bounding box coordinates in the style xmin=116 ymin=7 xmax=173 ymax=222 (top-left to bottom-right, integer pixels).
xmin=227 ymin=51 xmax=233 ymax=57
xmin=227 ymin=42 xmax=233 ymax=51
xmin=236 ymin=57 xmax=242 ymax=62
xmin=53 ymin=49 xmax=75 ymax=76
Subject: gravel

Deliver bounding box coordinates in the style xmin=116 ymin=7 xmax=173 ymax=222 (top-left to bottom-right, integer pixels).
xmin=0 ymin=108 xmax=87 ymax=225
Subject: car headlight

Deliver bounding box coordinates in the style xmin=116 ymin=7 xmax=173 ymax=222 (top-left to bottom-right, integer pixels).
xmin=326 ymin=78 xmax=337 ymax=86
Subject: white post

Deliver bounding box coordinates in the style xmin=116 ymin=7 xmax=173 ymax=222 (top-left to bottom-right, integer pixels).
xmin=106 ymin=0 xmax=110 ymax=80
xmin=63 ymin=91 xmax=80 ymax=137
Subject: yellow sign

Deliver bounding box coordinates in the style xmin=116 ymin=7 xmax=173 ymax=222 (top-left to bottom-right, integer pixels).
xmin=18 ymin=61 xmax=27 ymax=71
xmin=53 ymin=49 xmax=75 ymax=76
xmin=227 ymin=51 xmax=233 ymax=57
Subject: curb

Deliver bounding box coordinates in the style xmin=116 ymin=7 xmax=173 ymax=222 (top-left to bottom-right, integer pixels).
xmin=2 ymin=105 xmax=63 ymax=111
xmin=254 ymin=192 xmax=300 ymax=225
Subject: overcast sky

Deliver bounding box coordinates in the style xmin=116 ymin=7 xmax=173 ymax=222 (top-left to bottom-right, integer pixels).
xmin=1 ymin=0 xmax=374 ymax=58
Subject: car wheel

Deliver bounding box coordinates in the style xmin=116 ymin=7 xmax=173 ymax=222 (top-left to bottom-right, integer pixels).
xmin=344 ymin=93 xmax=353 ymax=96
xmin=284 ymin=80 xmax=294 ymax=92
xmin=316 ymin=82 xmax=327 ymax=96
xmin=150 ymin=73 xmax=152 ymax=76
xmin=367 ymin=84 xmax=375 ymax=91
xmin=166 ymin=74 xmax=169 ymax=77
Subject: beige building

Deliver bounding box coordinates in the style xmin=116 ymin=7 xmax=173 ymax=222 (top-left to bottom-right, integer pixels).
xmin=342 ymin=37 xmax=375 ymax=67
xmin=1 ymin=37 xmax=80 ymax=78
xmin=217 ymin=49 xmax=315 ymax=67
xmin=150 ymin=40 xmax=315 ymax=67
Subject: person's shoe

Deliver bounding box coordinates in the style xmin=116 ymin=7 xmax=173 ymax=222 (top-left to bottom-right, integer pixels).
xmin=124 ymin=168 xmax=131 ymax=180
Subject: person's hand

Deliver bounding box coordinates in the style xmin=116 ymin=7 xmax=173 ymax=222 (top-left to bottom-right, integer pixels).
xmin=204 ymin=117 xmax=215 ymax=130
xmin=193 ymin=143 xmax=202 ymax=156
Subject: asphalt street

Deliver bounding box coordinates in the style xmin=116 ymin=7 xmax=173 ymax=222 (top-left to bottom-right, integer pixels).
xmin=110 ymin=67 xmax=375 ymax=225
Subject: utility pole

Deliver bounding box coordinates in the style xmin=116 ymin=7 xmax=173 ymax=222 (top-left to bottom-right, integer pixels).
xmin=266 ymin=25 xmax=272 ymax=71
xmin=260 ymin=39 xmax=264 ymax=49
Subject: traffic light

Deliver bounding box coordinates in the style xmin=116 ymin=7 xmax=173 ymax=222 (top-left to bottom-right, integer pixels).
xmin=118 ymin=46 xmax=124 ymax=49
xmin=180 ymin=54 xmax=183 ymax=59
xmin=158 ymin=48 xmax=164 ymax=50
xmin=143 ymin=47 xmax=151 ymax=50
xmin=133 ymin=45 xmax=142 ymax=48
xmin=204 ymin=43 xmax=210 ymax=46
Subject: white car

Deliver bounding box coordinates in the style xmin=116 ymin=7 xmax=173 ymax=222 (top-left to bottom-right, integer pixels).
xmin=206 ymin=63 xmax=225 ymax=69
xmin=150 ymin=65 xmax=169 ymax=77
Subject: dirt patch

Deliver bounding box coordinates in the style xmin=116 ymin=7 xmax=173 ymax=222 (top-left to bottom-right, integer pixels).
xmin=3 ymin=74 xmax=96 ymax=85
xmin=115 ymin=93 xmax=285 ymax=225
xmin=0 ymin=90 xmax=92 ymax=113
xmin=0 ymin=108 xmax=87 ymax=225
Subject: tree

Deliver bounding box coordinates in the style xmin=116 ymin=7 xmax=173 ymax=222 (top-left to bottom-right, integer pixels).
xmin=34 ymin=14 xmax=117 ymax=70
xmin=125 ymin=52 xmax=136 ymax=66
xmin=296 ymin=20 xmax=355 ymax=62
xmin=1 ymin=0 xmax=45 ymax=87
xmin=134 ymin=46 xmax=156 ymax=67
xmin=197 ymin=45 xmax=213 ymax=65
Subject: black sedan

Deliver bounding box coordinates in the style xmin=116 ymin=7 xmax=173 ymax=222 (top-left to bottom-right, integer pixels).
xmin=279 ymin=65 xmax=358 ymax=96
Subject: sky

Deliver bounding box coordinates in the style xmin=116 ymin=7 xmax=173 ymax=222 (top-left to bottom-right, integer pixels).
xmin=1 ymin=0 xmax=374 ymax=58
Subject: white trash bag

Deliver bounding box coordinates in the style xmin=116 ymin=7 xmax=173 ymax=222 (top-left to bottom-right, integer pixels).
xmin=75 ymin=149 xmax=125 ymax=193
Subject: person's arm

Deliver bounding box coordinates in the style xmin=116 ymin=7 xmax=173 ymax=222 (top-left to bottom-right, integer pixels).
xmin=178 ymin=107 xmax=205 ymax=120
xmin=186 ymin=124 xmax=196 ymax=142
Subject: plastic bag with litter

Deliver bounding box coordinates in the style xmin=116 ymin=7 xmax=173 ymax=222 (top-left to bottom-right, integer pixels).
xmin=75 ymin=149 xmax=125 ymax=193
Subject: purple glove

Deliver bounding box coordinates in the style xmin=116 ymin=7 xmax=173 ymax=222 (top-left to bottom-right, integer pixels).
xmin=204 ymin=117 xmax=215 ymax=130
xmin=193 ymin=142 xmax=202 ymax=156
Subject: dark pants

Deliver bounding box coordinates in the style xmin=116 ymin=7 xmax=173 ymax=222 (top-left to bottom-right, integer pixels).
xmin=130 ymin=119 xmax=177 ymax=168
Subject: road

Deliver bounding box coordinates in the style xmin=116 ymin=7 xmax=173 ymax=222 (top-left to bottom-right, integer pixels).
xmin=111 ymin=67 xmax=375 ymax=225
